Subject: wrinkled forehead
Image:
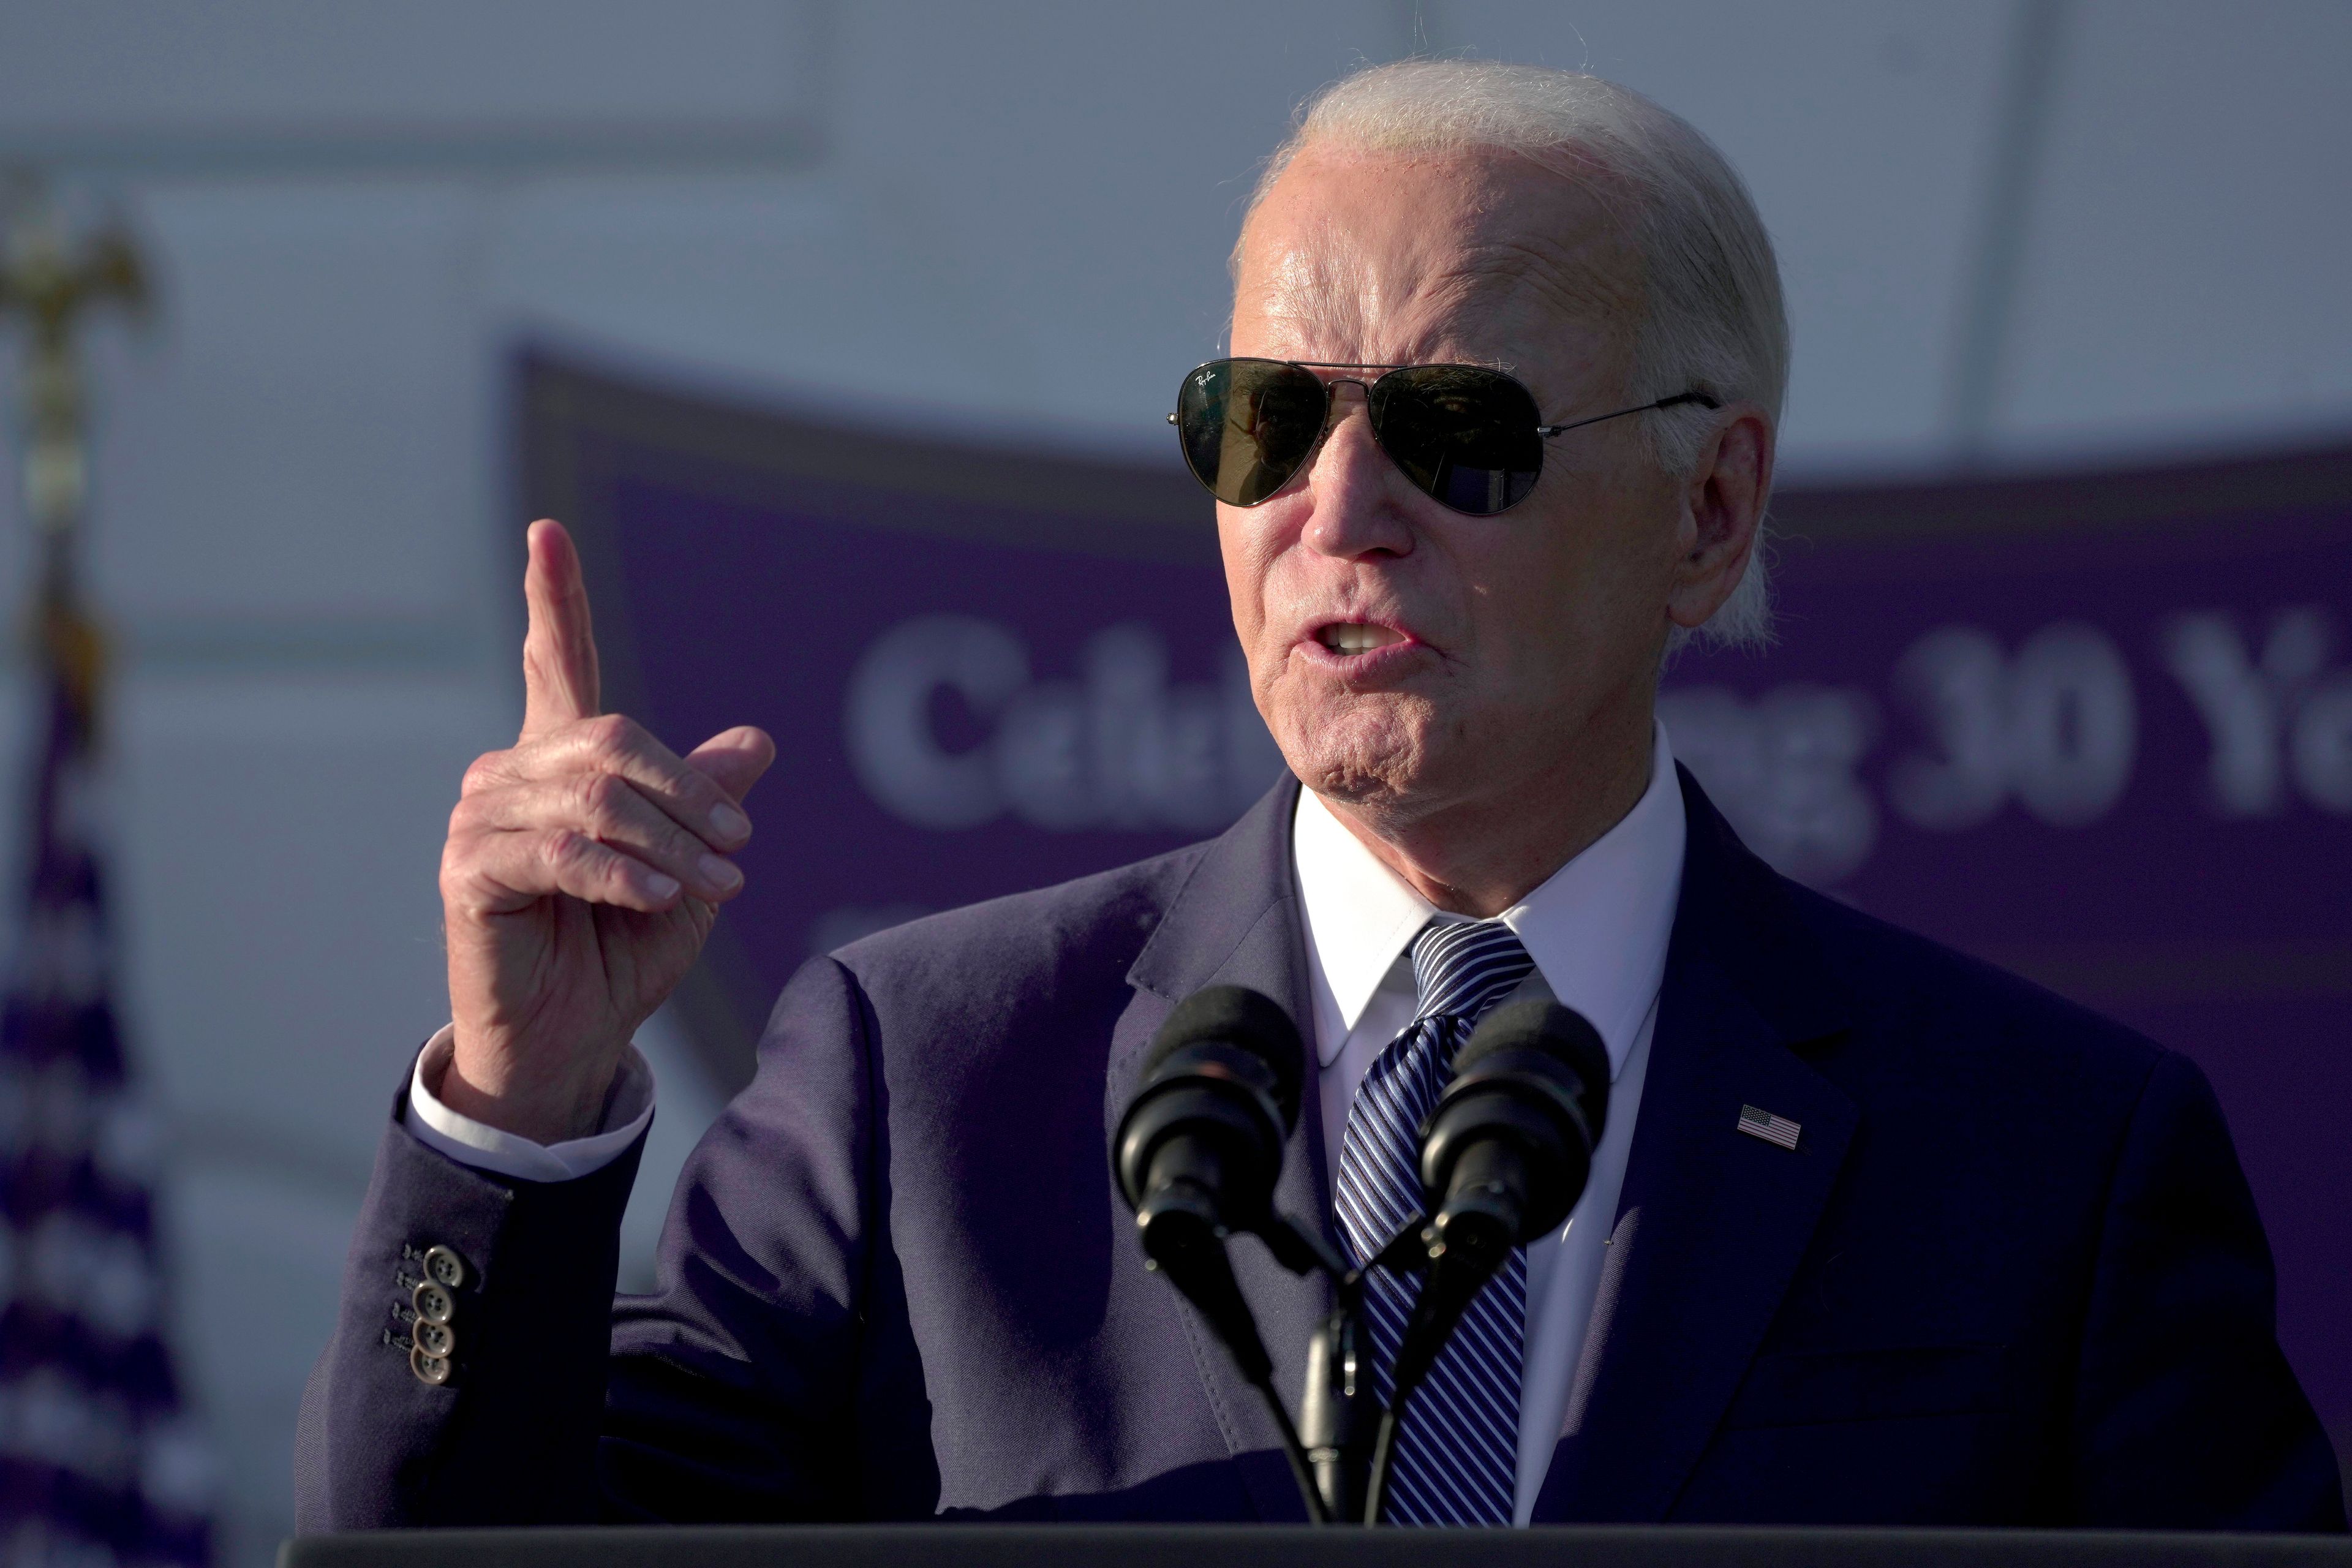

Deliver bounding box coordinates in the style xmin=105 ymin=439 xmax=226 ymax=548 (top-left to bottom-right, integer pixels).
xmin=1231 ymin=145 xmax=1643 ymax=376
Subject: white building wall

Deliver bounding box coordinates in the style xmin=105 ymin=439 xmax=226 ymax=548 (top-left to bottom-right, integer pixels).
xmin=0 ymin=3 xmax=2346 ymax=1560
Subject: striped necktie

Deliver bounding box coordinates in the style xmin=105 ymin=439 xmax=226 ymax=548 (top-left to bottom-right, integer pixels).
xmin=1333 ymin=919 xmax=1536 ymax=1525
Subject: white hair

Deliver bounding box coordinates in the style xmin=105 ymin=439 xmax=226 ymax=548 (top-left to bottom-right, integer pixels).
xmin=1246 ymin=60 xmax=1789 ymax=651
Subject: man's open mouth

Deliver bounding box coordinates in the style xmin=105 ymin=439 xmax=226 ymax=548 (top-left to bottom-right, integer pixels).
xmin=1316 ymin=623 xmax=1404 ymax=655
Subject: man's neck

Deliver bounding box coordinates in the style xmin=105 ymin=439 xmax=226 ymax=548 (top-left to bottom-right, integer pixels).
xmin=1319 ymin=712 xmax=1657 ymax=918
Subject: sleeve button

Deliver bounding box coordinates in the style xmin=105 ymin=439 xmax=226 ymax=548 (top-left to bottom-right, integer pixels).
xmin=413 ymin=1321 xmax=456 ymax=1359
xmin=413 ymin=1281 xmax=456 ymax=1324
xmin=410 ymin=1347 xmax=453 ymax=1386
xmin=422 ymin=1245 xmax=469 ymax=1290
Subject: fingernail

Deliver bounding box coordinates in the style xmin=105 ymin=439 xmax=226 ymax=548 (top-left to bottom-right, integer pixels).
xmin=646 ymin=872 xmax=682 ymax=900
xmin=709 ymin=802 xmax=751 ymax=842
xmin=698 ymin=854 xmax=743 ymax=893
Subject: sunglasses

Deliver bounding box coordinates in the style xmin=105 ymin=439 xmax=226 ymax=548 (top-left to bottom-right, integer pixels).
xmin=1170 ymin=358 xmax=1719 ymax=517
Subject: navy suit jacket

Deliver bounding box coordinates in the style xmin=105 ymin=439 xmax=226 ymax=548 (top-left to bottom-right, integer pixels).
xmin=295 ymin=771 xmax=2343 ymax=1531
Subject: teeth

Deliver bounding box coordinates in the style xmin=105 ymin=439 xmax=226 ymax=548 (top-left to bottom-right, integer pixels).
xmin=1320 ymin=623 xmax=1401 ymax=655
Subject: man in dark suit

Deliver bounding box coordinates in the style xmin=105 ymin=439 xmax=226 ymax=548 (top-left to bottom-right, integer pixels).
xmin=295 ymin=61 xmax=2343 ymax=1531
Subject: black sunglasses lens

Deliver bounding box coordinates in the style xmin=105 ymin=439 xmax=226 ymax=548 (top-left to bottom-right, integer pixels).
xmin=1175 ymin=359 xmax=1329 ymax=506
xmin=1370 ymin=366 xmax=1544 ymax=515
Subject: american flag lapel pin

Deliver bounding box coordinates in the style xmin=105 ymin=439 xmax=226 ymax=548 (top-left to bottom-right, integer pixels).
xmin=1737 ymin=1104 xmax=1802 ymax=1151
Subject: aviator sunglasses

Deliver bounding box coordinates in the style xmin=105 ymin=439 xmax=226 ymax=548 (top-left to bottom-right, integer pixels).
xmin=1170 ymin=357 xmax=1719 ymax=517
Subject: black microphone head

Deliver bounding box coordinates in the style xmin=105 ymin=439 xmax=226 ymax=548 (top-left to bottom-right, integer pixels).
xmin=1450 ymin=998 xmax=1610 ymax=1147
xmin=1113 ymin=985 xmax=1303 ymax=1223
xmin=1417 ymin=1000 xmax=1611 ymax=1243
xmin=1140 ymin=984 xmax=1304 ymax=1134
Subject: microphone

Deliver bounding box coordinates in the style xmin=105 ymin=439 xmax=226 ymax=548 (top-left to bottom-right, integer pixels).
xmin=1113 ymin=984 xmax=1303 ymax=1280
xmin=1113 ymin=985 xmax=1330 ymax=1520
xmin=1417 ymin=998 xmax=1610 ymax=1265
xmin=1366 ymin=999 xmax=1611 ymax=1523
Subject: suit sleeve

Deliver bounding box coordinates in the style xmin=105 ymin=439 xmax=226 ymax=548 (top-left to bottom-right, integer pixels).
xmin=294 ymin=956 xmax=932 ymax=1528
xmin=292 ymin=1094 xmax=646 ymax=1528
xmin=2068 ymin=1049 xmax=2347 ymax=1530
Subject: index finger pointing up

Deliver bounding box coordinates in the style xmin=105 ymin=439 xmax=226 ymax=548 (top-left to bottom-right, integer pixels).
xmin=520 ymin=518 xmax=602 ymax=738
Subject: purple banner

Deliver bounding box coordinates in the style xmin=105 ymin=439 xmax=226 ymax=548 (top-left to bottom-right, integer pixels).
xmin=522 ymin=354 xmax=2352 ymax=1465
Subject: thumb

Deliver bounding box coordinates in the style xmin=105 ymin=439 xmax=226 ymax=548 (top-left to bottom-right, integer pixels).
xmin=684 ymin=726 xmax=777 ymax=804
xmin=520 ymin=518 xmax=601 ymax=738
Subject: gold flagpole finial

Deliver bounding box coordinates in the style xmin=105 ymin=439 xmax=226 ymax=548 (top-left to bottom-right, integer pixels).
xmin=2 ymin=172 xmax=149 ymax=541
xmin=1 ymin=171 xmax=151 ymax=725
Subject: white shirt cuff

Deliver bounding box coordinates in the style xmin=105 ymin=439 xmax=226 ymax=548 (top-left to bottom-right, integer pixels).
xmin=402 ymin=1024 xmax=655 ymax=1182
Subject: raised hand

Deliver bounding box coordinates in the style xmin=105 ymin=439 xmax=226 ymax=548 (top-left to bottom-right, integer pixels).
xmin=437 ymin=519 xmax=776 ymax=1142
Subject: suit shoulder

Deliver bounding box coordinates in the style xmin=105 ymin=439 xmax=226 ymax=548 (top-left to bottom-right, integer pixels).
xmin=1774 ymin=873 xmax=2168 ymax=1101
xmin=824 ymin=838 xmax=1216 ymax=998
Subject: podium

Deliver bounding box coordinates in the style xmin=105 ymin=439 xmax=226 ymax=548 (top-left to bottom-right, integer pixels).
xmin=283 ymin=1525 xmax=2352 ymax=1568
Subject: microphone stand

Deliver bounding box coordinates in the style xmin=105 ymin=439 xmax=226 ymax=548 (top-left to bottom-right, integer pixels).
xmin=1264 ymin=1210 xmax=1486 ymax=1526
xmin=1294 ymin=1253 xmax=1372 ymax=1523
xmin=1155 ymin=1203 xmax=1512 ymax=1526
xmin=1250 ymin=1216 xmax=1375 ymax=1524
xmin=1354 ymin=1208 xmax=1515 ymax=1526
xmin=1136 ymin=1189 xmax=1333 ymax=1523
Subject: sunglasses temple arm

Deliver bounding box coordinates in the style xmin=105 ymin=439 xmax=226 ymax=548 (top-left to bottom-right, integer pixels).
xmin=1537 ymin=390 xmax=1721 ymax=439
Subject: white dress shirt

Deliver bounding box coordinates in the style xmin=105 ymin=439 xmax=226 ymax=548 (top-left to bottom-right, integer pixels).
xmin=1291 ymin=722 xmax=1686 ymax=1521
xmin=409 ymin=725 xmax=1687 ymax=1522
xmin=405 ymin=1028 xmax=657 ymax=1182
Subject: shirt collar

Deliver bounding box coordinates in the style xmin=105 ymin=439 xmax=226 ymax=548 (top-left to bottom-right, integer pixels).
xmin=1290 ymin=723 xmax=1687 ymax=1083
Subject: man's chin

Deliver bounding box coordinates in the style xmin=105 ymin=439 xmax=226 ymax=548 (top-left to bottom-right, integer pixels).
xmin=1274 ymin=709 xmax=1432 ymax=810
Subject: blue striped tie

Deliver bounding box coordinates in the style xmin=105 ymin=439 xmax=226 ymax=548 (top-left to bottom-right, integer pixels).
xmin=1333 ymin=919 xmax=1536 ymax=1525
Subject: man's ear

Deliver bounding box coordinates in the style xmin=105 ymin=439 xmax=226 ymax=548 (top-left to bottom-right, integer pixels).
xmin=1665 ymin=406 xmax=1774 ymax=630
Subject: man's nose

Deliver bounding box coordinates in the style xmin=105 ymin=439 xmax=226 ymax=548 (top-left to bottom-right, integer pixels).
xmin=1302 ymin=391 xmax=1416 ymax=561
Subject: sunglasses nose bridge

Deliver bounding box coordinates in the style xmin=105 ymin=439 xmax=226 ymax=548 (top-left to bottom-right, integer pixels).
xmin=1329 ymin=376 xmax=1427 ymax=489
xmin=1298 ymin=383 xmax=1420 ymax=524
xmin=1314 ymin=374 xmax=1374 ymax=440
xmin=1304 ymin=376 xmax=1382 ymax=469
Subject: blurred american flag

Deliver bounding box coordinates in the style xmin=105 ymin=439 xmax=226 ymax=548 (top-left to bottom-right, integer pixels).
xmin=0 ymin=594 xmax=213 ymax=1567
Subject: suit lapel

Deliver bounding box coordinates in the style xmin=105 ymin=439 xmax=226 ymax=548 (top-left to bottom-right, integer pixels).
xmin=1533 ymin=769 xmax=1858 ymax=1522
xmin=1110 ymin=775 xmax=1335 ymax=1521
